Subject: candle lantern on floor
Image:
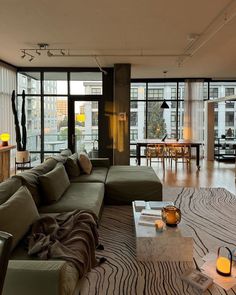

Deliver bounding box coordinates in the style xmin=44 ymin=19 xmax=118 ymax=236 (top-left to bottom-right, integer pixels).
xmin=216 ymin=246 xmax=232 ymax=276
xmin=162 ymin=205 xmax=181 ymax=227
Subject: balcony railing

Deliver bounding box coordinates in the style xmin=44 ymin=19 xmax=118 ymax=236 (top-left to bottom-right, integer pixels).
xmin=26 ymin=133 xmax=98 ymax=159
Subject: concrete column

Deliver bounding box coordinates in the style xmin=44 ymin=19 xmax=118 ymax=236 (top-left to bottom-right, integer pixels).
xmin=113 ymin=64 xmax=131 ymax=165
xmin=205 ymin=101 xmax=215 ymax=160
xmin=99 ymin=68 xmax=114 ymax=163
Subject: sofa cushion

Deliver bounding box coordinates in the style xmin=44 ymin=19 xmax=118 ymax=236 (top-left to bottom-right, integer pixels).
xmin=12 ymin=158 xmax=58 ymax=207
xmin=78 ymin=153 xmax=92 ymax=174
xmin=70 ymin=167 xmax=108 ymax=183
xmin=13 ymin=170 xmax=42 ymax=207
xmin=105 ymin=166 xmax=163 ymax=205
xmin=0 ymin=186 xmax=39 ymax=250
xmin=32 ymin=158 xmax=58 ymax=175
xmin=0 ymin=177 xmax=22 ymax=205
xmin=39 ymin=163 xmax=70 ymax=205
xmin=39 ymin=183 xmax=104 ymax=218
xmin=60 ymin=149 xmax=72 ymax=157
xmin=64 ymin=153 xmax=80 ymax=177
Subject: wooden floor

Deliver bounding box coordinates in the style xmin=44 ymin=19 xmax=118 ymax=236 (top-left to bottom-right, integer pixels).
xmin=130 ymin=158 xmax=236 ymax=195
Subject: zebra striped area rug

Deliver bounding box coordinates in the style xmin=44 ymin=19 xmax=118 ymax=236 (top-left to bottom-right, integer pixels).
xmin=79 ymin=187 xmax=236 ymax=295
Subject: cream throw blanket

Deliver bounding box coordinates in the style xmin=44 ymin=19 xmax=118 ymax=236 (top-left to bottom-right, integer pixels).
xmin=27 ymin=209 xmax=99 ymax=278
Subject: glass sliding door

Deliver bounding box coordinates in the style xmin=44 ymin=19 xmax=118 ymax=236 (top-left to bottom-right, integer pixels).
xmin=44 ymin=96 xmax=68 ymax=154
xmin=73 ymin=100 xmax=99 ymax=157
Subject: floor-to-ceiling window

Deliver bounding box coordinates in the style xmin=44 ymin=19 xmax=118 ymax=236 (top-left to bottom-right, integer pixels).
xmin=130 ymin=80 xmax=184 ymax=158
xmin=0 ymin=63 xmax=16 ymax=168
xmin=209 ymin=81 xmax=236 ymax=139
xmin=17 ymin=70 xmax=103 ymax=164
xmin=129 ymin=79 xmax=236 ymax=161
xmin=209 ymin=81 xmax=236 ymax=161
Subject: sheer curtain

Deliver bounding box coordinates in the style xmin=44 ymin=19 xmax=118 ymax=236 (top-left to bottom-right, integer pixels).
xmin=0 ymin=62 xmax=17 ymax=168
xmin=183 ymin=79 xmax=204 ymax=142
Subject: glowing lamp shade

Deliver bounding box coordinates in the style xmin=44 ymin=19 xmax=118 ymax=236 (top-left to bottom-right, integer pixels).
xmin=216 ymin=247 xmax=232 ymax=276
xmin=76 ymin=114 xmax=85 ymax=123
xmin=0 ymin=133 xmax=10 ymax=146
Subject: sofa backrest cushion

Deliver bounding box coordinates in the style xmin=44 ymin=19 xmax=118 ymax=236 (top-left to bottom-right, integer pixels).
xmin=38 ymin=163 xmax=70 ymax=204
xmin=13 ymin=171 xmax=42 ymax=207
xmin=64 ymin=153 xmax=80 ymax=178
xmin=78 ymin=152 xmax=92 ymax=175
xmin=60 ymin=149 xmax=72 ymax=157
xmin=0 ymin=178 xmax=22 ymax=205
xmin=32 ymin=158 xmax=58 ymax=175
xmin=12 ymin=158 xmax=58 ymax=207
xmin=0 ymin=186 xmax=39 ymax=250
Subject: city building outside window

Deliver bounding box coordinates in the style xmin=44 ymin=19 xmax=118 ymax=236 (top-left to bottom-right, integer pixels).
xmin=131 ymin=101 xmax=138 ymax=108
xmin=225 ymin=112 xmax=234 ymax=126
xmin=225 ymin=87 xmax=234 ymax=96
xmin=148 ymin=88 xmax=164 ymax=100
xmin=92 ymin=111 xmax=98 ymax=126
xmin=209 ymin=87 xmax=218 ymax=99
xmin=92 ymin=101 xmax=98 ymax=109
xmin=130 ymin=129 xmax=138 ymax=141
xmin=131 ymin=88 xmax=138 ymax=99
xmin=91 ymin=88 xmax=102 ymax=95
xmin=131 ymin=112 xmax=138 ymax=126
xmin=171 ymin=88 xmax=177 ymax=99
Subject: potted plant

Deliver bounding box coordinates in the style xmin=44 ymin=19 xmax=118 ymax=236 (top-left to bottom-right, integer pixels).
xmin=11 ymin=90 xmax=30 ymax=163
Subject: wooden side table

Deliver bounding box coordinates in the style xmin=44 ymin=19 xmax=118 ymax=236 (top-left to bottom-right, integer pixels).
xmin=0 ymin=145 xmax=16 ymax=182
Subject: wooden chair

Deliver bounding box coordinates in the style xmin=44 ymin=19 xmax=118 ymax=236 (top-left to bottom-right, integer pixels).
xmin=168 ymin=144 xmax=191 ymax=168
xmin=146 ymin=144 xmax=166 ymax=168
xmin=0 ymin=231 xmax=13 ymax=295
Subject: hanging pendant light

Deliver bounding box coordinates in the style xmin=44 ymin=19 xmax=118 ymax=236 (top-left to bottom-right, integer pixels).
xmin=161 ymin=71 xmax=169 ymax=109
xmin=160 ymin=100 xmax=169 ymax=109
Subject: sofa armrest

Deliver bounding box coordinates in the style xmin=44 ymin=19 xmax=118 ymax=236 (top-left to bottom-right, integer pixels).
xmin=90 ymin=158 xmax=110 ymax=168
xmin=3 ymin=260 xmax=78 ymax=295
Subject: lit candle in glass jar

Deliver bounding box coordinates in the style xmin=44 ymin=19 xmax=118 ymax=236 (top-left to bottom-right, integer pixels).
xmin=162 ymin=205 xmax=181 ymax=227
xmin=155 ymin=220 xmax=164 ymax=231
xmin=216 ymin=247 xmax=232 ymax=276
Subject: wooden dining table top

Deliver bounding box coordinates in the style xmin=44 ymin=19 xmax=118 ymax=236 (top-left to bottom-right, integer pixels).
xmin=136 ymin=139 xmax=202 ymax=145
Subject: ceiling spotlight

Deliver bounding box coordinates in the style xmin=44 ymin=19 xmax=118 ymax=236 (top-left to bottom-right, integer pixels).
xmin=29 ymin=56 xmax=34 ymax=62
xmin=47 ymin=50 xmax=53 ymax=57
xmin=36 ymin=49 xmax=41 ymax=55
xmin=21 ymin=51 xmax=26 ymax=59
xmin=61 ymin=49 xmax=65 ymax=55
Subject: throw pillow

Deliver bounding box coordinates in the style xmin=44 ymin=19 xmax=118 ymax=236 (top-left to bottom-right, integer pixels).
xmin=0 ymin=186 xmax=39 ymax=250
xmin=64 ymin=153 xmax=80 ymax=177
xmin=38 ymin=163 xmax=70 ymax=204
xmin=78 ymin=152 xmax=92 ymax=174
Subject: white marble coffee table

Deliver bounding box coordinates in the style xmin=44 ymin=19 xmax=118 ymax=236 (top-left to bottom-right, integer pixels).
xmin=132 ymin=201 xmax=193 ymax=262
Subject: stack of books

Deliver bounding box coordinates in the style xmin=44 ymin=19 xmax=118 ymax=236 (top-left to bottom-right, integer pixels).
xmin=137 ymin=201 xmax=174 ymax=226
xmin=138 ymin=209 xmax=162 ymax=226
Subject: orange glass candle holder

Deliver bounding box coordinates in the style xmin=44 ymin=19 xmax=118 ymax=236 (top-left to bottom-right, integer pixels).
xmin=162 ymin=205 xmax=181 ymax=227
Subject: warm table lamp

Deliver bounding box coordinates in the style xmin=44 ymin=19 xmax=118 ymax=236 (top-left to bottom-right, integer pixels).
xmin=216 ymin=246 xmax=232 ymax=276
xmin=0 ymin=133 xmax=10 ymax=146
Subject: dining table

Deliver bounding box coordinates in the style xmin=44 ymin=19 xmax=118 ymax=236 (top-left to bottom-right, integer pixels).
xmin=136 ymin=139 xmax=202 ymax=169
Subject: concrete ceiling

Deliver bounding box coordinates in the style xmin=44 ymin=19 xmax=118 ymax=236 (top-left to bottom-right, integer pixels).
xmin=1 ymin=0 xmax=236 ymax=78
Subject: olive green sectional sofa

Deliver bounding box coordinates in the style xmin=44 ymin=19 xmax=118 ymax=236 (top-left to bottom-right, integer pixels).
xmin=0 ymin=151 xmax=162 ymax=295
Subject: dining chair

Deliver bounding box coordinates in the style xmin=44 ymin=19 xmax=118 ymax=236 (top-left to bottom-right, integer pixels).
xmin=146 ymin=144 xmax=166 ymax=168
xmin=0 ymin=231 xmax=13 ymax=295
xmin=168 ymin=144 xmax=191 ymax=168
